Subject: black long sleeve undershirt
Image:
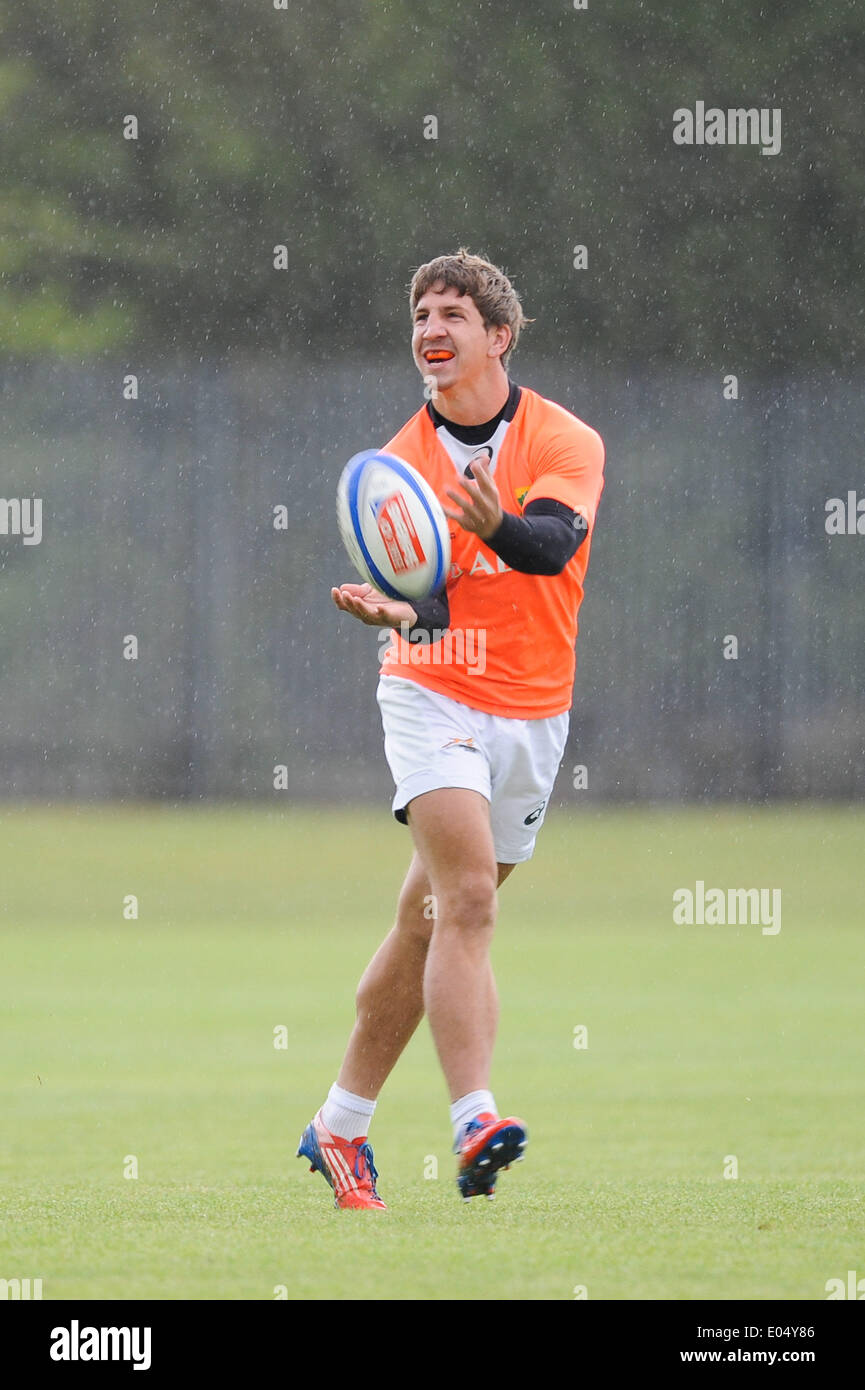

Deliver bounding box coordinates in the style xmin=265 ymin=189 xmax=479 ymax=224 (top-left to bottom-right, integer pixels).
xmin=405 ymin=497 xmax=588 ymax=642
xmin=487 ymin=497 xmax=586 ymax=575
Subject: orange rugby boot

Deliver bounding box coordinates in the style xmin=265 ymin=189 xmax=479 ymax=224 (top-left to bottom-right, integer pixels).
xmin=297 ymin=1109 xmax=386 ymax=1211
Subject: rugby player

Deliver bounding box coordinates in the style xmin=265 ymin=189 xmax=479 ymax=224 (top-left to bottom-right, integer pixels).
xmin=298 ymin=249 xmax=605 ymax=1207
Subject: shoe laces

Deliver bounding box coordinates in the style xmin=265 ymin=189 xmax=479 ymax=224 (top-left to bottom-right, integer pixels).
xmin=354 ymin=1140 xmax=379 ymax=1189
xmin=453 ymin=1115 xmax=487 ymax=1154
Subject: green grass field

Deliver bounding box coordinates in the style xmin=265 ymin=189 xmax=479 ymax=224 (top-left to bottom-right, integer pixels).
xmin=0 ymin=803 xmax=863 ymax=1301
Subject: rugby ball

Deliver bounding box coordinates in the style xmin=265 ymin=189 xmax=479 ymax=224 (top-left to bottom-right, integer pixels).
xmin=336 ymin=449 xmax=451 ymax=601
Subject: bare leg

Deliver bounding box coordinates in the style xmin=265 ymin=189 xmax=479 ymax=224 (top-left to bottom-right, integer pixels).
xmin=406 ymin=788 xmax=503 ymax=1102
xmin=336 ymin=852 xmax=431 ymax=1097
xmin=337 ymin=843 xmax=514 ymax=1099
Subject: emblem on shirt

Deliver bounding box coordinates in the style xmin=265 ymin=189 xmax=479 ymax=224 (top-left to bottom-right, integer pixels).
xmin=515 ymin=485 xmax=529 ymax=511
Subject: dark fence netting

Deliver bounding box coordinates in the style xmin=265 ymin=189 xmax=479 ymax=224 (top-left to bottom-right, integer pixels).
xmin=1 ymin=357 xmax=862 ymax=803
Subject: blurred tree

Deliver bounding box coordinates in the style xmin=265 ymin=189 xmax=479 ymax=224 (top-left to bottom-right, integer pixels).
xmin=0 ymin=0 xmax=861 ymax=372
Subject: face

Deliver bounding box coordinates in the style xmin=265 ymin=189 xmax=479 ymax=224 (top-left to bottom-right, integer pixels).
xmin=411 ymin=283 xmax=510 ymax=392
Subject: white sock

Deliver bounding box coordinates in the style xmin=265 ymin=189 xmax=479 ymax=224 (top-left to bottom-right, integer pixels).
xmin=450 ymin=1089 xmax=497 ymax=1143
xmin=321 ymin=1082 xmax=377 ymax=1141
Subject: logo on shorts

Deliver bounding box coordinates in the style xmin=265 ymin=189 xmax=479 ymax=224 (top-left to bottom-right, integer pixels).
xmin=441 ymin=736 xmax=480 ymax=752
xmin=523 ymin=801 xmax=546 ymax=825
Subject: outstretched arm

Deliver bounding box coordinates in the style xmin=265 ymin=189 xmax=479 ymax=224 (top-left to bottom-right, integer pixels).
xmin=331 ymin=582 xmax=417 ymax=628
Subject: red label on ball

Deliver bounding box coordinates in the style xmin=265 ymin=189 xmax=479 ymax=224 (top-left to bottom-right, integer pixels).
xmin=375 ymin=492 xmax=427 ymax=573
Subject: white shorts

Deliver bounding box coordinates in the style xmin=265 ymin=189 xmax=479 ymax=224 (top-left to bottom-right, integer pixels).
xmin=376 ymin=674 xmax=570 ymax=864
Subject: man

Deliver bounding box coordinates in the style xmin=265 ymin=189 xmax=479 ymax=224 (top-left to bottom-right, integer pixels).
xmin=298 ymin=249 xmax=605 ymax=1208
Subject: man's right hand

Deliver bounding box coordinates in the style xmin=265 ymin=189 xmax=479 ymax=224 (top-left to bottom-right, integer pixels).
xmin=331 ymin=582 xmax=417 ymax=628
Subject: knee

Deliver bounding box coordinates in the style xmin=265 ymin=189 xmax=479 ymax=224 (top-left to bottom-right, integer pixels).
xmin=435 ymin=870 xmax=498 ymax=932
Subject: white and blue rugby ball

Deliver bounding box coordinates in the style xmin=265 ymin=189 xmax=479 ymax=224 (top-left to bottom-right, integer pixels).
xmin=336 ymin=449 xmax=451 ymax=602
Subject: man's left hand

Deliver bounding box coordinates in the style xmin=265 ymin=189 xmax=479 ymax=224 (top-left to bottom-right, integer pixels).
xmin=443 ymin=453 xmax=503 ymax=540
